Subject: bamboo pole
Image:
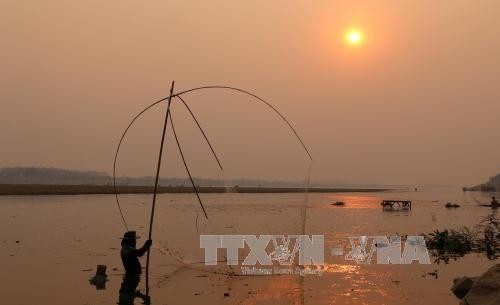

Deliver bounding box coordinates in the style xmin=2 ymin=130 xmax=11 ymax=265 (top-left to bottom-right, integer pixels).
xmin=145 ymin=81 xmax=175 ymax=296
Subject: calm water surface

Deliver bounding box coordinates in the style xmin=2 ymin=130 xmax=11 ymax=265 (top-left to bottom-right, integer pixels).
xmin=0 ymin=187 xmax=498 ymax=305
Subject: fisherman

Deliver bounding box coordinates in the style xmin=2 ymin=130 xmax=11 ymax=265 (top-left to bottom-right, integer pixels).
xmin=491 ymin=196 xmax=499 ymax=208
xmin=120 ymin=231 xmax=152 ymax=274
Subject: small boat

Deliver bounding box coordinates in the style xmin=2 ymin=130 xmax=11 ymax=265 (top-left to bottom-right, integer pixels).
xmin=331 ymin=201 xmax=346 ymax=206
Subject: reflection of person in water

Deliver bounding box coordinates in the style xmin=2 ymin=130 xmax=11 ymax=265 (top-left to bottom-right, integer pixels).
xmin=119 ymin=274 xmax=150 ymax=305
xmin=119 ymin=231 xmax=153 ymax=305
xmin=120 ymin=231 xmax=152 ymax=274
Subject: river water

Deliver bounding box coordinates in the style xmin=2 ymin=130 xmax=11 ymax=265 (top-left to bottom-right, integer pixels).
xmin=1 ymin=187 xmax=498 ymax=304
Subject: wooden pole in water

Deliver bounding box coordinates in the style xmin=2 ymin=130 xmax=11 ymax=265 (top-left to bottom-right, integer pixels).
xmin=145 ymin=80 xmax=175 ymax=296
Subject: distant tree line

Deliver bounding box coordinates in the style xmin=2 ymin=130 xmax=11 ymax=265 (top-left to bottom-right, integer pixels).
xmin=465 ymin=173 xmax=500 ymax=191
xmin=0 ymin=167 xmax=310 ymax=187
xmin=489 ymin=174 xmax=500 ymax=187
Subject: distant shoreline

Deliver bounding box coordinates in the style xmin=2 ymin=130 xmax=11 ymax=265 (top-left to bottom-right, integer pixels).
xmin=0 ymin=184 xmax=393 ymax=196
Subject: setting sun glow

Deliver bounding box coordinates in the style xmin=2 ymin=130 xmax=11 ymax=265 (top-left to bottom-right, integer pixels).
xmin=345 ymin=29 xmax=364 ymax=46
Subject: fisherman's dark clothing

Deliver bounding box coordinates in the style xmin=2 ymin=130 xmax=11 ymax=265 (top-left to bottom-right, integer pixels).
xmin=120 ymin=243 xmax=149 ymax=274
xmin=118 ymin=274 xmax=150 ymax=305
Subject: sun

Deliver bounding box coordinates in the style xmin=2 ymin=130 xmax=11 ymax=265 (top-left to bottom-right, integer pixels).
xmin=345 ymin=29 xmax=364 ymax=46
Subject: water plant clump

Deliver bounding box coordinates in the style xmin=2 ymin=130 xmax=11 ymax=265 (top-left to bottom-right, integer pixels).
xmin=424 ymin=214 xmax=500 ymax=263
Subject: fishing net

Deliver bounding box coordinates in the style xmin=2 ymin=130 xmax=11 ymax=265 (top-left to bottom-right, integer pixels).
xmin=113 ymin=86 xmax=312 ymax=283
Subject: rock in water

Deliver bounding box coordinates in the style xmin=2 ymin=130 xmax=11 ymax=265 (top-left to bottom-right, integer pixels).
xmin=460 ymin=264 xmax=500 ymax=305
xmin=451 ymin=276 xmax=476 ymax=299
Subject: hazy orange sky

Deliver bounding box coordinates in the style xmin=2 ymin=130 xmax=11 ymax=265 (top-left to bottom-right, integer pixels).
xmin=1 ymin=1 xmax=499 ymax=186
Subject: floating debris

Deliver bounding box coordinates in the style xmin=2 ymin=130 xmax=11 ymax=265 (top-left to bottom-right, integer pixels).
xmin=445 ymin=202 xmax=460 ymax=208
xmin=427 ymin=270 xmax=438 ymax=279
xmin=331 ymin=201 xmax=345 ymax=206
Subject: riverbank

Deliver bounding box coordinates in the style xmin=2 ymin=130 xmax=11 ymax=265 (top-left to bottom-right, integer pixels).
xmin=0 ymin=184 xmax=393 ymax=195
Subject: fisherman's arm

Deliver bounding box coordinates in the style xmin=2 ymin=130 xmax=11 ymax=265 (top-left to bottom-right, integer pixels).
xmin=136 ymin=239 xmax=152 ymax=257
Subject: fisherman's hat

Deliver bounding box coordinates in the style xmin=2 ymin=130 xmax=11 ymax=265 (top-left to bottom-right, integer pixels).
xmin=121 ymin=231 xmax=141 ymax=240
